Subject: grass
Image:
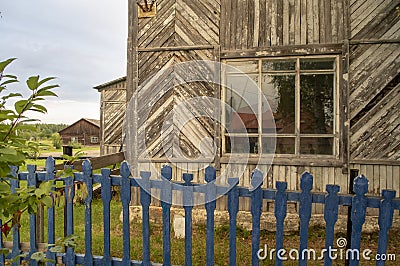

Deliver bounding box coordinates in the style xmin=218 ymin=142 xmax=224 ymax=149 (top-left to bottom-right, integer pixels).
xmin=3 ymin=199 xmax=399 ymax=265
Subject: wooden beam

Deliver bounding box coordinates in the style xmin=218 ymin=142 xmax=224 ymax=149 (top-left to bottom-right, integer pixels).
xmin=349 ymin=38 xmax=400 ymax=44
xmin=138 ymin=45 xmax=215 ymax=52
xmin=55 ymin=152 xmax=125 ymax=171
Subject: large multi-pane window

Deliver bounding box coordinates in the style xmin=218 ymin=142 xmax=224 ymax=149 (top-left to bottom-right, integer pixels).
xmin=223 ymin=56 xmax=338 ymax=156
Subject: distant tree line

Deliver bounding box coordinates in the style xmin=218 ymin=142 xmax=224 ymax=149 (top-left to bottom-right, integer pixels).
xmin=18 ymin=123 xmax=67 ymax=141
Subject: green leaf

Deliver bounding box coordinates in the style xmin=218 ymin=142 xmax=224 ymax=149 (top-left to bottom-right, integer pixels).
xmin=40 ymin=195 xmax=53 ymax=208
xmin=0 ymin=58 xmax=16 ymax=72
xmin=36 ymin=90 xmax=58 ymax=97
xmin=26 ymin=75 xmax=39 ymax=90
xmin=0 ymin=147 xmax=17 ymax=155
xmin=37 ymin=76 xmax=56 ymax=87
xmin=32 ymin=104 xmax=48 ymax=113
xmin=14 ymin=99 xmax=30 ymax=114
xmin=1 ymin=92 xmax=22 ymax=101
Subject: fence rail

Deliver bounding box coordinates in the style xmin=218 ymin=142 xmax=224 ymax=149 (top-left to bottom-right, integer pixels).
xmin=1 ymin=156 xmax=399 ymax=266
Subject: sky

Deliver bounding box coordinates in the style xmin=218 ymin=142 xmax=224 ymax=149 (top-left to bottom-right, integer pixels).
xmin=0 ymin=0 xmax=127 ymax=124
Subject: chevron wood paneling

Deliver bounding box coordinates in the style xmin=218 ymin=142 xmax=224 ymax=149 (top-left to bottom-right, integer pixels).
xmin=137 ymin=49 xmax=216 ymax=159
xmin=349 ymin=0 xmax=400 ymax=160
xmin=138 ymin=0 xmax=220 ymax=48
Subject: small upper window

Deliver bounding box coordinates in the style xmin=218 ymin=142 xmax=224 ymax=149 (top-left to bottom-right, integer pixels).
xmin=223 ymin=56 xmax=338 ymax=156
xmin=91 ymin=137 xmax=99 ymax=144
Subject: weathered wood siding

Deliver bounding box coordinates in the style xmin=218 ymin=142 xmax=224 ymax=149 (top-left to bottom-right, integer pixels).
xmin=349 ymin=0 xmax=400 ymax=160
xmin=59 ymin=119 xmax=100 ymax=146
xmin=221 ymin=0 xmax=349 ymax=50
xmin=134 ymin=0 xmax=221 ymax=160
xmin=98 ymin=79 xmax=127 ymax=155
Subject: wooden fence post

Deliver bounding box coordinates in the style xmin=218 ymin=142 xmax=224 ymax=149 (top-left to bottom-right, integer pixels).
xmin=299 ymin=172 xmax=313 ymax=266
xmin=161 ymin=165 xmax=172 ymax=266
xmin=227 ymin=177 xmax=239 ymax=266
xmin=83 ymin=160 xmax=93 ymax=265
xmin=250 ymin=169 xmax=263 ymax=266
xmin=275 ymin=181 xmax=287 ymax=266
xmin=377 ymin=189 xmax=396 ymax=266
xmin=349 ymin=175 xmax=368 ymax=266
xmin=324 ymin=184 xmax=340 ymax=266
xmin=205 ymin=166 xmax=217 ymax=266
xmin=120 ymin=162 xmax=132 ymax=266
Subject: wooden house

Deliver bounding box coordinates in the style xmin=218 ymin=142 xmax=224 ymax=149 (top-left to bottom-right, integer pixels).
xmin=58 ymin=118 xmax=100 ymax=146
xmin=98 ymin=0 xmax=399 ymax=209
xmin=94 ymin=77 xmax=127 ymax=155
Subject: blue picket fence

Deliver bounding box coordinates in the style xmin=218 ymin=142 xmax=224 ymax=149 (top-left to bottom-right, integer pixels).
xmin=1 ymin=156 xmax=400 ymax=266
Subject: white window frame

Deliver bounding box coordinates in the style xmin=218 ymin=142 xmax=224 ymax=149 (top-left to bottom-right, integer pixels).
xmin=221 ymin=55 xmax=340 ymax=158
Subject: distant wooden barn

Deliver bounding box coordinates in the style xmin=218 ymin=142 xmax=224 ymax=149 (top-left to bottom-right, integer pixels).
xmin=97 ymin=0 xmax=399 ymax=209
xmin=94 ymin=77 xmax=127 ymax=155
xmin=59 ymin=118 xmax=100 ymax=146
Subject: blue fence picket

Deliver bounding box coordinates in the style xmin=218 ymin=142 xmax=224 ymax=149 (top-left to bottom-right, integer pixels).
xmin=45 ymin=156 xmax=56 ymax=266
xmin=161 ymin=165 xmax=172 ymax=266
xmin=120 ymin=162 xmax=132 ymax=265
xmin=250 ymin=169 xmax=263 ymax=266
xmin=0 ymin=218 xmax=4 ymax=264
xmin=205 ymin=166 xmax=217 ymax=266
xmin=100 ymin=168 xmax=112 ymax=265
xmin=139 ymin=171 xmax=152 ymax=266
xmin=299 ymin=172 xmax=313 ymax=266
xmin=183 ymin=173 xmax=194 ymax=266
xmin=376 ymin=190 xmax=396 ymax=266
xmin=10 ymin=166 xmax=21 ymax=266
xmin=82 ymin=160 xmax=93 ymax=266
xmin=27 ymin=165 xmax=38 ymax=266
xmin=349 ymin=175 xmax=368 ymax=266
xmin=227 ymin=177 xmax=239 ymax=266
xmin=65 ymin=173 xmax=75 ymax=265
xmin=274 ymin=181 xmax=287 ymax=266
xmin=324 ymin=184 xmax=340 ymax=266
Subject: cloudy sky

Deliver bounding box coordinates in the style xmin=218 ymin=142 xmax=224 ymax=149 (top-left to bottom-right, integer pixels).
xmin=0 ymin=0 xmax=127 ymax=124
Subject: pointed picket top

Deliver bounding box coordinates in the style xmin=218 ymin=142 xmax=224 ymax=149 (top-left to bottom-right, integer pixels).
xmin=353 ymin=175 xmax=368 ymax=196
xmin=82 ymin=159 xmax=92 ymax=177
xmin=120 ymin=162 xmax=131 ymax=179
xmin=300 ymin=172 xmax=313 ymax=192
xmin=161 ymin=165 xmax=172 ymax=181
xmin=382 ymin=190 xmax=396 ymax=201
xmin=276 ymin=181 xmax=287 ymax=192
xmin=27 ymin=164 xmax=36 ymax=175
xmin=45 ymin=156 xmax=55 ymax=173
xmin=183 ymin=173 xmax=193 ymax=185
xmin=326 ymin=184 xmax=340 ymax=195
xmin=10 ymin=165 xmax=18 ymax=177
xmin=205 ymin=166 xmax=216 ymax=183
xmin=140 ymin=171 xmax=151 ymax=182
xmin=250 ymin=169 xmax=263 ymax=191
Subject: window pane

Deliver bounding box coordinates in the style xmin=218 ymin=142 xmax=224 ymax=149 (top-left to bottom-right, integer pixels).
xmin=226 ymin=136 xmax=258 ymax=154
xmin=227 ymin=60 xmax=258 ymax=73
xmin=263 ymin=137 xmax=295 ymax=154
xmin=300 ymin=137 xmax=333 ymax=155
xmin=262 ymin=74 xmax=295 ymax=134
xmin=262 ymin=59 xmax=296 ymax=71
xmin=225 ymin=74 xmax=259 ymax=133
xmin=300 ymin=58 xmax=335 ymax=70
xmin=300 ymin=74 xmax=334 ymax=134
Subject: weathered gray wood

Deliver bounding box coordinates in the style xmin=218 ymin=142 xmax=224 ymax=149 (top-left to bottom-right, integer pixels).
xmin=283 ymin=0 xmax=290 ymax=45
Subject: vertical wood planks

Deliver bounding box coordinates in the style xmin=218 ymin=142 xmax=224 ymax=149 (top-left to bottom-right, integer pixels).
xmin=83 ymin=160 xmax=93 ymax=265
xmin=27 ymin=165 xmax=38 ymax=266
xmin=183 ymin=173 xmax=194 ymax=266
xmin=139 ymin=171 xmax=152 ymax=266
xmin=274 ymin=181 xmax=287 ymax=266
xmin=120 ymin=162 xmax=132 ymax=265
xmin=349 ymin=175 xmax=368 ymax=266
xmin=324 ymin=184 xmax=340 ymax=266
xmin=161 ymin=165 xmax=173 ymax=266
xmin=45 ymin=157 xmax=56 ymax=266
xmin=376 ymin=190 xmax=396 ymax=266
xmin=65 ymin=174 xmax=75 ymax=265
xmin=299 ymin=172 xmax=313 ymax=266
xmin=250 ymin=169 xmax=263 ymax=266
xmin=101 ymin=168 xmax=112 ymax=265
xmin=205 ymin=166 xmax=217 ymax=266
xmin=227 ymin=177 xmax=239 ymax=266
